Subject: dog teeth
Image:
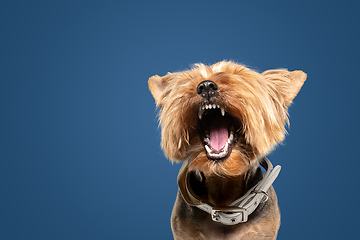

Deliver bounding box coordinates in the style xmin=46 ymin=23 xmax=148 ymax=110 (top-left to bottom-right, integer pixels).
xmin=205 ymin=145 xmax=211 ymax=153
xmin=223 ymin=141 xmax=229 ymax=152
xmin=201 ymin=104 xmax=226 ymax=116
xmin=229 ymin=131 xmax=234 ymax=141
xmin=205 ymin=141 xmax=230 ymax=158
xmin=220 ymin=106 xmax=225 ymax=116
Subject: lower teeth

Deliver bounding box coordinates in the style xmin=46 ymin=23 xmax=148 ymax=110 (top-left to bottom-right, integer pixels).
xmin=205 ymin=141 xmax=229 ymax=158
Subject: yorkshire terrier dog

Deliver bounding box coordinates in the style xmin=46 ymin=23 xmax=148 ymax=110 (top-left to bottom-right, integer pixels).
xmin=149 ymin=61 xmax=306 ymax=240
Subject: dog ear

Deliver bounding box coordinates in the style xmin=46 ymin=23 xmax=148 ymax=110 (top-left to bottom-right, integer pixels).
xmin=148 ymin=75 xmax=168 ymax=106
xmin=262 ymin=69 xmax=307 ymax=107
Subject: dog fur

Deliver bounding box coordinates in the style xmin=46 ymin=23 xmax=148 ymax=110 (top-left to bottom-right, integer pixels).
xmin=149 ymin=61 xmax=306 ymax=239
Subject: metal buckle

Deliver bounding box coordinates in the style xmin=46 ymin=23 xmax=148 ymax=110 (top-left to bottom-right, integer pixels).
xmin=211 ymin=206 xmax=248 ymax=224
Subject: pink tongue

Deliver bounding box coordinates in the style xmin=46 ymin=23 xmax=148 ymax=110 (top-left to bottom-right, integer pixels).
xmin=209 ymin=119 xmax=229 ymax=152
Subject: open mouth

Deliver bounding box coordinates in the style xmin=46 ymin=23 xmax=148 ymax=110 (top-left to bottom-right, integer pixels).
xmin=197 ymin=103 xmax=240 ymax=160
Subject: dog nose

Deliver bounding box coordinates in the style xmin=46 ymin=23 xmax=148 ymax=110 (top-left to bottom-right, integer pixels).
xmin=197 ymin=80 xmax=218 ymax=100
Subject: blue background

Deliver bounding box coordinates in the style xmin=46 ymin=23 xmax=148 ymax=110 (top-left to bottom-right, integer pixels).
xmin=1 ymin=0 xmax=359 ymax=239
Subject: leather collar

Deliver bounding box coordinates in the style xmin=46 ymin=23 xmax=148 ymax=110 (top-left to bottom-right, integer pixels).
xmin=177 ymin=157 xmax=281 ymax=225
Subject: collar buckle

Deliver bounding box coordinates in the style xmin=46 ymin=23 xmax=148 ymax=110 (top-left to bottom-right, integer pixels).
xmin=211 ymin=206 xmax=248 ymax=225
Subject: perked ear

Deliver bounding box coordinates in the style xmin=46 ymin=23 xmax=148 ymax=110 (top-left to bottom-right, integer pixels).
xmin=262 ymin=69 xmax=307 ymax=107
xmin=148 ymin=75 xmax=168 ymax=106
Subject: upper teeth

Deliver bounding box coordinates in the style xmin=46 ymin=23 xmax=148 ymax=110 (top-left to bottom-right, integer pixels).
xmin=220 ymin=107 xmax=225 ymax=117
xmin=204 ymin=104 xmax=220 ymax=110
xmin=198 ymin=104 xmax=225 ymax=119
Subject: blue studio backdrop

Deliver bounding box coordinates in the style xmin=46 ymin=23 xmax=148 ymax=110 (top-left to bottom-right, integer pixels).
xmin=1 ymin=0 xmax=359 ymax=239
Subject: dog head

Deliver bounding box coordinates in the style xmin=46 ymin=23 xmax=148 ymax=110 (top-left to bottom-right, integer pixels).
xmin=149 ymin=61 xmax=306 ymax=176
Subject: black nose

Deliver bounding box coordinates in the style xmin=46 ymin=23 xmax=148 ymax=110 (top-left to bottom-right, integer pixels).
xmin=197 ymin=80 xmax=218 ymax=100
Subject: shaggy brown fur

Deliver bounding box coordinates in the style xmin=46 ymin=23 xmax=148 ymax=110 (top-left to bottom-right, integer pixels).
xmin=149 ymin=61 xmax=306 ymax=239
